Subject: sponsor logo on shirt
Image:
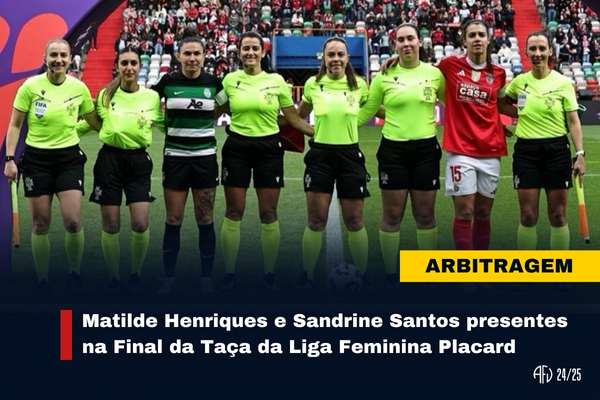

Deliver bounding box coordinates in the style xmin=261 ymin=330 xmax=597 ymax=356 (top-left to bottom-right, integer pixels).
xmin=187 ymin=99 xmax=204 ymax=109
xmin=456 ymin=82 xmax=491 ymax=105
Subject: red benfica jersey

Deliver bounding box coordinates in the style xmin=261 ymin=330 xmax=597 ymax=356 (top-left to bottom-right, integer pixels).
xmin=438 ymin=55 xmax=507 ymax=157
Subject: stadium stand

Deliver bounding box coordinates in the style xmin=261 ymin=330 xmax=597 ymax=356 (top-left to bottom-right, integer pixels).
xmin=77 ymin=0 xmax=598 ymax=99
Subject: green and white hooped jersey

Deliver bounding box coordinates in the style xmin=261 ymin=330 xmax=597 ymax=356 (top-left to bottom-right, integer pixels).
xmin=152 ymin=71 xmax=225 ymax=157
xmin=13 ymin=74 xmax=94 ymax=149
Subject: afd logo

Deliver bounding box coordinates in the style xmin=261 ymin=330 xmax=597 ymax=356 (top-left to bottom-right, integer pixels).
xmin=533 ymin=365 xmax=553 ymax=384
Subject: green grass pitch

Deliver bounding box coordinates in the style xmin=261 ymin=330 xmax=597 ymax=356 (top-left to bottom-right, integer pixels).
xmin=2 ymin=125 xmax=599 ymax=304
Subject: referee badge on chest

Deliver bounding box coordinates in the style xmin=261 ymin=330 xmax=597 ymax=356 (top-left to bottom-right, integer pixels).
xmin=471 ymin=70 xmax=481 ymax=82
xmin=517 ymin=93 xmax=527 ymax=110
xmin=34 ymin=101 xmax=47 ymax=118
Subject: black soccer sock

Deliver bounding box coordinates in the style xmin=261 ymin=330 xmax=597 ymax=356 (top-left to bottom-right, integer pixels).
xmin=198 ymin=222 xmax=216 ymax=278
xmin=162 ymin=223 xmax=181 ymax=278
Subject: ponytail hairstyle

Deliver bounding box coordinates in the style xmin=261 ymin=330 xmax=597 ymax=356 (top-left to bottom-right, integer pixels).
xmin=461 ymin=19 xmax=494 ymax=74
xmin=178 ymin=27 xmax=205 ymax=51
xmin=102 ymin=46 xmax=141 ymax=108
xmin=315 ymin=37 xmax=359 ymax=91
xmin=526 ymin=30 xmax=556 ymax=70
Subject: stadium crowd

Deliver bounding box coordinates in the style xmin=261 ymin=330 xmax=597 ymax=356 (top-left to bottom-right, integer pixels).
xmin=113 ymin=0 xmax=534 ymax=76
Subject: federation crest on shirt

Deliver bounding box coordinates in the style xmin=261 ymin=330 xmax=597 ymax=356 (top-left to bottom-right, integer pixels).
xmin=137 ymin=115 xmax=148 ymax=130
xmin=471 ymin=70 xmax=481 ymax=82
xmin=544 ymin=97 xmax=555 ymax=110
xmin=345 ymin=93 xmax=356 ymax=108
xmin=263 ymin=92 xmax=276 ymax=105
xmin=486 ymin=73 xmax=494 ymax=84
xmin=422 ymin=87 xmax=434 ymax=102
xmin=66 ymin=103 xmax=77 ymax=117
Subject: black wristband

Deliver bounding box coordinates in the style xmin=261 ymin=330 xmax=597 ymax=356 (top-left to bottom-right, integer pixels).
xmin=5 ymin=155 xmax=14 ymax=162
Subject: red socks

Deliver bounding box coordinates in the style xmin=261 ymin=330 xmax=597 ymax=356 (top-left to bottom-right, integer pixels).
xmin=472 ymin=219 xmax=491 ymax=250
xmin=453 ymin=218 xmax=472 ymax=250
xmin=453 ymin=218 xmax=491 ymax=250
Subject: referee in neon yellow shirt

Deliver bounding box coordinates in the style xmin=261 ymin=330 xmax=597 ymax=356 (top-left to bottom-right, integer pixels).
xmin=358 ymin=23 xmax=446 ymax=290
xmin=294 ymin=37 xmax=371 ymax=292
xmin=89 ymin=47 xmax=163 ymax=294
xmin=4 ymin=39 xmax=102 ymax=297
xmin=503 ymin=31 xmax=585 ymax=291
xmin=218 ymin=32 xmax=314 ymax=292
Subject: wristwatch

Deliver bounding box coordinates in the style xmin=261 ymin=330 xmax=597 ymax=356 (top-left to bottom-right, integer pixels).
xmin=575 ymin=150 xmax=585 ymax=157
xmin=4 ymin=155 xmax=14 ymax=162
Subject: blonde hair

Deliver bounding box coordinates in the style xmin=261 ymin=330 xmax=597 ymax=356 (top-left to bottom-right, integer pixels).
xmin=44 ymin=38 xmax=71 ymax=56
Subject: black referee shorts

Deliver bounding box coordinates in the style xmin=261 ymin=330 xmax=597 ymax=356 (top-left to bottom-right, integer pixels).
xmin=377 ymin=136 xmax=441 ymax=191
xmin=90 ymin=144 xmax=155 ymax=206
xmin=512 ymin=136 xmax=573 ymax=190
xmin=303 ymin=141 xmax=370 ymax=199
xmin=221 ymin=128 xmax=284 ymax=189
xmin=21 ymin=144 xmax=86 ymax=197
xmin=162 ymin=155 xmax=219 ymax=190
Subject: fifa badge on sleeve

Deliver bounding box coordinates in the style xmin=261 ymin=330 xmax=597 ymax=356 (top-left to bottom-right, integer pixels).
xmin=517 ymin=93 xmax=527 ymax=110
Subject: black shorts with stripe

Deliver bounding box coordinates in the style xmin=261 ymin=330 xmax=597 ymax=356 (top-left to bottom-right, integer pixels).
xmin=90 ymin=145 xmax=155 ymax=206
xmin=512 ymin=136 xmax=573 ymax=190
xmin=303 ymin=141 xmax=370 ymax=199
xmin=377 ymin=136 xmax=441 ymax=190
xmin=20 ymin=144 xmax=86 ymax=197
xmin=221 ymin=128 xmax=284 ymax=189
xmin=162 ymin=155 xmax=219 ymax=190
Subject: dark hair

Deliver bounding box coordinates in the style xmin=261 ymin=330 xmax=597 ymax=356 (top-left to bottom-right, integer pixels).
xmin=396 ymin=22 xmax=421 ymax=39
xmin=102 ymin=46 xmax=141 ymax=108
xmin=239 ymin=31 xmax=264 ymax=49
xmin=525 ymin=30 xmax=556 ymax=69
xmin=395 ymin=23 xmax=427 ymax=62
xmin=315 ymin=37 xmax=359 ymax=90
xmin=461 ymin=19 xmax=494 ymax=74
xmin=178 ymin=27 xmax=205 ymax=51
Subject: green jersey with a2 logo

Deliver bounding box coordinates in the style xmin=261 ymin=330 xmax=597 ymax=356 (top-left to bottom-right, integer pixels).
xmin=13 ymin=74 xmax=94 ymax=149
xmin=222 ymin=70 xmax=293 ymax=137
xmin=302 ymin=75 xmax=369 ymax=145
xmin=505 ymin=70 xmax=578 ymax=139
xmin=152 ymin=71 xmax=225 ymax=157
xmin=358 ymin=62 xmax=445 ymax=141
